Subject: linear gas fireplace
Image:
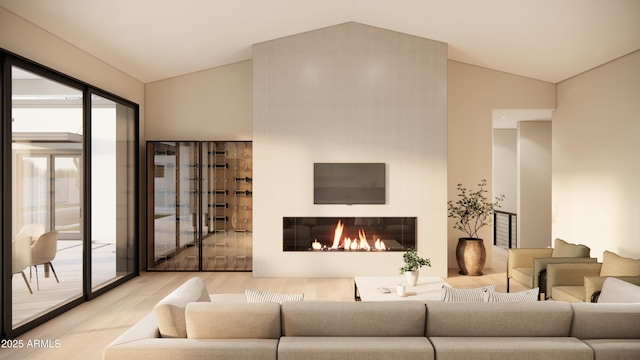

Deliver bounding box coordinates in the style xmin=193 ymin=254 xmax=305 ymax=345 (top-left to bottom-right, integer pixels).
xmin=283 ymin=217 xmax=416 ymax=251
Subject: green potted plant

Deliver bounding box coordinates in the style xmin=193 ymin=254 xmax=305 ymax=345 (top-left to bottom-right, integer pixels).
xmin=400 ymin=247 xmax=431 ymax=286
xmin=447 ymin=179 xmax=504 ymax=275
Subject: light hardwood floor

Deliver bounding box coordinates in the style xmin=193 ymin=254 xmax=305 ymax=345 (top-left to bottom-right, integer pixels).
xmin=1 ymin=246 xmax=527 ymax=360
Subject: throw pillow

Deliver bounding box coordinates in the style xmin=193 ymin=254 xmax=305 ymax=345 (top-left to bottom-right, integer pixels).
xmin=598 ymin=277 xmax=640 ymax=303
xmin=441 ymin=284 xmax=495 ymax=302
xmin=600 ymin=251 xmax=640 ymax=277
xmin=245 ymin=289 xmax=304 ymax=303
xmin=154 ymin=277 xmax=211 ymax=338
xmin=552 ymin=238 xmax=590 ymax=258
xmin=484 ymin=288 xmax=539 ymax=302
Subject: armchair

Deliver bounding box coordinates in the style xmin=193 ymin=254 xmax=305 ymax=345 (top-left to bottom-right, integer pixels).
xmin=507 ymin=238 xmax=594 ymax=295
xmin=546 ymin=251 xmax=640 ymax=302
xmin=12 ymin=236 xmax=33 ymax=294
xmin=507 ymin=247 xmax=551 ymax=291
xmin=30 ymin=231 xmax=60 ymax=290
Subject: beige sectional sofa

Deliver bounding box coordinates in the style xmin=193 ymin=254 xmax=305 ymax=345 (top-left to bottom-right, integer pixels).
xmin=103 ymin=278 xmax=640 ymax=360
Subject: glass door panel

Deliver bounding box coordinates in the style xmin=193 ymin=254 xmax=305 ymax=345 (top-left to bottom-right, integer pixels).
xmin=202 ymin=142 xmax=229 ymax=270
xmin=148 ymin=142 xmax=200 ymax=270
xmin=176 ymin=142 xmax=200 ymax=270
xmin=150 ymin=142 xmax=178 ymax=269
xmin=91 ymin=94 xmax=137 ymax=290
xmin=11 ymin=66 xmax=84 ymax=329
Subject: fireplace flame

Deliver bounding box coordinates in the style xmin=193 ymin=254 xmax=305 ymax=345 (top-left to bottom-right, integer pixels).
xmin=327 ymin=221 xmax=386 ymax=251
xmin=331 ymin=220 xmax=344 ymax=249
xmin=358 ymin=229 xmax=371 ymax=250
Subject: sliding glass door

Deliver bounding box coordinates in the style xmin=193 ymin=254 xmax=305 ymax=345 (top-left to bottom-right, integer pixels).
xmin=3 ymin=55 xmax=138 ymax=338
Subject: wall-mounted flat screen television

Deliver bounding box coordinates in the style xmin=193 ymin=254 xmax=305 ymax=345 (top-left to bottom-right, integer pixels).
xmin=314 ymin=163 xmax=385 ymax=204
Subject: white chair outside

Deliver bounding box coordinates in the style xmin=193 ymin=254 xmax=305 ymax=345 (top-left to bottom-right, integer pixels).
xmin=30 ymin=231 xmax=60 ymax=290
xmin=12 ymin=236 xmax=33 ymax=294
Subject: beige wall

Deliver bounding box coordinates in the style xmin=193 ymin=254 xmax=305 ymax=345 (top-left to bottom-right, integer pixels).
xmin=448 ymin=61 xmax=556 ymax=268
xmin=517 ymin=121 xmax=552 ymax=248
xmin=493 ymin=129 xmax=517 ymax=213
xmin=253 ymin=23 xmax=448 ymax=277
xmin=145 ymin=61 xmax=252 ymax=141
xmin=553 ymin=50 xmax=640 ymax=260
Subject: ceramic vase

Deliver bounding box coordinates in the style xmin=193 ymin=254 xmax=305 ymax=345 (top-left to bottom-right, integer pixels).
xmin=405 ymin=270 xmax=419 ymax=286
xmin=455 ymin=237 xmax=486 ymax=276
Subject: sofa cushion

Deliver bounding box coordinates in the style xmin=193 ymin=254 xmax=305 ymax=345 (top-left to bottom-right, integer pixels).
xmin=600 ymin=251 xmax=640 ymax=277
xmin=570 ymin=303 xmax=640 ymax=339
xmin=278 ymin=337 xmax=434 ymax=360
xmin=483 ymin=288 xmax=539 ymax=302
xmin=581 ymin=339 xmax=640 ymax=360
xmin=104 ymin=339 xmax=279 ymax=360
xmin=153 ymin=277 xmax=210 ymax=338
xmin=185 ymin=302 xmax=281 ymax=339
xmin=552 ymin=238 xmax=590 ymax=258
xmin=441 ymin=284 xmax=495 ymax=302
xmin=598 ymin=277 xmax=640 ymax=303
xmin=281 ymin=301 xmax=426 ymax=337
xmin=428 ymin=337 xmax=592 ymax=360
xmin=425 ymin=301 xmax=573 ymax=337
xmin=245 ymin=289 xmax=304 ymax=303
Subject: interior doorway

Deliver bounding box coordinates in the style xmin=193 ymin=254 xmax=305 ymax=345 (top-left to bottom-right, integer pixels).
xmin=492 ymin=109 xmax=553 ymax=249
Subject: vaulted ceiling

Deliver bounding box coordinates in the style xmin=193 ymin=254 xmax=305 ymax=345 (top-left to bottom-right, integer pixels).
xmin=1 ymin=0 xmax=639 ymax=84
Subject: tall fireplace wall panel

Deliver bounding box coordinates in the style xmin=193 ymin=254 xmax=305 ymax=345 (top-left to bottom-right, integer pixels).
xmin=147 ymin=141 xmax=252 ymax=271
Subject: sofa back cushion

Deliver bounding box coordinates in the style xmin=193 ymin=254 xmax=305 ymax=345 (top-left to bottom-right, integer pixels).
xmin=425 ymin=301 xmax=573 ymax=337
xmin=570 ymin=303 xmax=640 ymax=339
xmin=154 ymin=277 xmax=210 ymax=338
xmin=552 ymin=238 xmax=590 ymax=258
xmin=281 ymin=301 xmax=426 ymax=337
xmin=185 ymin=302 xmax=281 ymax=339
xmin=600 ymin=251 xmax=640 ymax=276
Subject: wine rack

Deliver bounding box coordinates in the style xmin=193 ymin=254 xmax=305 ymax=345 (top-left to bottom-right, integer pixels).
xmin=147 ymin=141 xmax=252 ymax=272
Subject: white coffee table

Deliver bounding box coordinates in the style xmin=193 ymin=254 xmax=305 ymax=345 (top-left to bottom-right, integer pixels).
xmin=354 ymin=276 xmax=446 ymax=302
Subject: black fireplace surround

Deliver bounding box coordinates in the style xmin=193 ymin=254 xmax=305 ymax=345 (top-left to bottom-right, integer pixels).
xmin=283 ymin=217 xmax=416 ymax=251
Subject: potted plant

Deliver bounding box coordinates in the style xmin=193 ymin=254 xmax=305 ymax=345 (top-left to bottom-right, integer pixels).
xmin=400 ymin=247 xmax=431 ymax=286
xmin=447 ymin=179 xmax=504 ymax=276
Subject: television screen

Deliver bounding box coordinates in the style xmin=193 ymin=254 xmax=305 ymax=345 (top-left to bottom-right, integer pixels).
xmin=314 ymin=163 xmax=385 ymax=204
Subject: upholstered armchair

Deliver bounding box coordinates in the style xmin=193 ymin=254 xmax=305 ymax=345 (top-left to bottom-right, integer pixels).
xmin=546 ymin=250 xmax=640 ymax=302
xmin=507 ymin=238 xmax=595 ymax=295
